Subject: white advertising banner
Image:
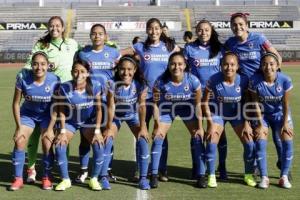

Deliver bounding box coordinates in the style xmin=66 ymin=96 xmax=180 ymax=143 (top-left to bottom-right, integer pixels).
xmin=77 ymin=21 xmax=182 ymax=31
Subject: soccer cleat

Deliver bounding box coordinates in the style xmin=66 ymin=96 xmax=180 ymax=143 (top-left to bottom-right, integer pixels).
xmin=138 ymin=177 xmax=150 ymax=190
xmin=279 ymin=175 xmax=292 ymax=189
xmin=75 ymin=169 xmax=88 ymax=183
xmin=244 ymin=174 xmax=257 ymax=187
xmin=26 ymin=168 xmax=37 ymax=183
xmin=208 ymin=175 xmax=217 ymax=188
xmin=42 ymin=177 xmax=53 ymax=190
xmin=196 ymin=175 xmax=207 ymax=188
xmin=150 ymin=174 xmax=158 ymax=188
xmin=89 ymin=177 xmax=102 ymax=191
xmin=55 ymin=179 xmax=71 ymax=191
xmin=159 ymin=171 xmax=169 ymax=182
xmin=101 ymin=176 xmax=111 ymax=190
xmin=9 ymin=177 xmax=24 ymax=191
xmin=258 ymin=176 xmax=269 ymax=189
xmin=108 ymin=169 xmax=117 ymax=182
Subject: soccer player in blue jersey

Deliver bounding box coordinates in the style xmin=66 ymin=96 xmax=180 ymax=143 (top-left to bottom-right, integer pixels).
xmin=10 ymin=52 xmax=60 ymax=191
xmin=22 ymin=16 xmax=80 ymax=184
xmin=184 ymin=19 xmax=228 ymax=180
xmin=225 ymin=13 xmax=282 ymax=78
xmin=150 ymin=52 xmax=206 ymax=188
xmin=203 ymin=52 xmax=256 ymax=188
xmin=100 ymin=55 xmax=150 ymax=190
xmin=225 ymin=13 xmax=284 ymax=176
xmin=122 ymin=18 xmax=180 ymax=182
xmin=54 ymin=59 xmax=104 ymax=191
xmin=249 ymin=52 xmax=294 ymax=189
xmin=75 ymin=23 xmax=121 ymax=184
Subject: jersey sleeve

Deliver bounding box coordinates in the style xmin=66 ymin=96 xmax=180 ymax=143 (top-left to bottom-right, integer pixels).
xmin=15 ymin=73 xmax=23 ymax=91
xmin=106 ymin=80 xmax=115 ymax=94
xmin=132 ymin=42 xmax=143 ymax=55
xmin=190 ymin=74 xmax=201 ymax=92
xmin=93 ymin=80 xmax=102 ymax=96
xmin=258 ymin=33 xmax=272 ymax=50
xmin=206 ymin=77 xmax=213 ymax=92
xmin=283 ymin=75 xmax=293 ymax=92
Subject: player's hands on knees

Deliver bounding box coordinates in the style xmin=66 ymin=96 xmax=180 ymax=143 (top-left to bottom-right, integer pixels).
xmin=242 ymin=121 xmax=253 ymax=141
xmin=194 ymin=128 xmax=204 ymax=139
xmin=55 ymin=132 xmax=68 ymax=146
xmin=152 ymin=127 xmax=163 ymax=139
xmin=253 ymin=125 xmax=267 ymax=140
xmin=92 ymin=133 xmax=104 ymax=146
xmin=282 ymin=123 xmax=294 ymax=137
xmin=42 ymin=129 xmax=55 ymax=143
xmin=102 ymin=128 xmax=114 ymax=142
xmin=138 ymin=127 xmax=149 ymax=142
xmin=13 ymin=127 xmax=25 ymax=143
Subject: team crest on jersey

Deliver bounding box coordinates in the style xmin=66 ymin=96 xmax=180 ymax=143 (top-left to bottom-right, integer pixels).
xmin=162 ymin=46 xmax=167 ymax=52
xmin=276 ymin=86 xmax=282 ymax=92
xmin=132 ymin=88 xmax=137 ymax=95
xmin=144 ymin=54 xmax=151 ymax=61
xmin=235 ymin=86 xmax=241 ymax=93
xmin=165 ymin=93 xmax=172 ymax=100
xmin=45 ymin=85 xmax=51 ymax=93
xmin=66 ymin=45 xmax=70 ymax=51
xmin=25 ymin=95 xmax=32 ymax=101
xmin=193 ymin=59 xmax=200 ymax=67
xmin=184 ymin=85 xmax=189 ymax=91
xmin=104 ymin=52 xmax=109 ymax=58
xmin=217 ymin=96 xmax=223 ymax=102
xmin=248 ymin=42 xmax=254 ymax=49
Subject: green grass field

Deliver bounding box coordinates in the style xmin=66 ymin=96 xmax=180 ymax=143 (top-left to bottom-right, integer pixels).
xmin=0 ymin=66 xmax=299 ymax=200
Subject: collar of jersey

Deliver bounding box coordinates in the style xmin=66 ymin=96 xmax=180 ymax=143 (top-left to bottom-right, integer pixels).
xmin=150 ymin=41 xmax=161 ymax=47
xmin=51 ymin=38 xmax=63 ymax=46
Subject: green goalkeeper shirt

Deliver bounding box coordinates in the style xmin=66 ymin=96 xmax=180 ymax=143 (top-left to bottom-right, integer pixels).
xmin=24 ymin=38 xmax=80 ymax=82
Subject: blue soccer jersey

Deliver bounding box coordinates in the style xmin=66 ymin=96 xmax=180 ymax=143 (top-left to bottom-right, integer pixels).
xmin=133 ymin=41 xmax=174 ymax=98
xmin=206 ymin=72 xmax=248 ymax=119
xmin=184 ymin=42 xmax=221 ymax=92
xmin=249 ymin=72 xmax=293 ymax=115
xmin=225 ymin=32 xmax=272 ymax=77
xmin=59 ymin=80 xmax=102 ymax=127
xmin=16 ymin=71 xmax=60 ymax=120
xmin=79 ymin=45 xmax=121 ymax=82
xmin=108 ymin=79 xmax=147 ymax=119
xmin=154 ymin=73 xmax=201 ymax=116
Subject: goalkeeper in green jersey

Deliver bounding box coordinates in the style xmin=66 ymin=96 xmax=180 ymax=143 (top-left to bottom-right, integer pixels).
xmin=20 ymin=16 xmax=80 ymax=183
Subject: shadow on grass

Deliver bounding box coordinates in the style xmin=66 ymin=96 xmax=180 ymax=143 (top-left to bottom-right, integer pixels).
xmin=0 ymin=153 xmax=280 ymax=190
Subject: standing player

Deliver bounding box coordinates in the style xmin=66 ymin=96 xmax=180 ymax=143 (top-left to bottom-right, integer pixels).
xmin=224 ymin=12 xmax=284 ymax=175
xmin=249 ymin=52 xmax=294 ymax=189
xmin=54 ymin=59 xmax=104 ymax=191
xmin=10 ymin=52 xmax=60 ymax=191
xmin=101 ymin=55 xmax=150 ymax=190
xmin=21 ymin=16 xmax=80 ymax=183
xmin=150 ymin=52 xmax=206 ymax=188
xmin=203 ymin=52 xmax=256 ymax=188
xmin=184 ymin=19 xmax=227 ymax=180
xmin=75 ymin=23 xmax=121 ymax=183
xmin=122 ymin=18 xmax=180 ymax=182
